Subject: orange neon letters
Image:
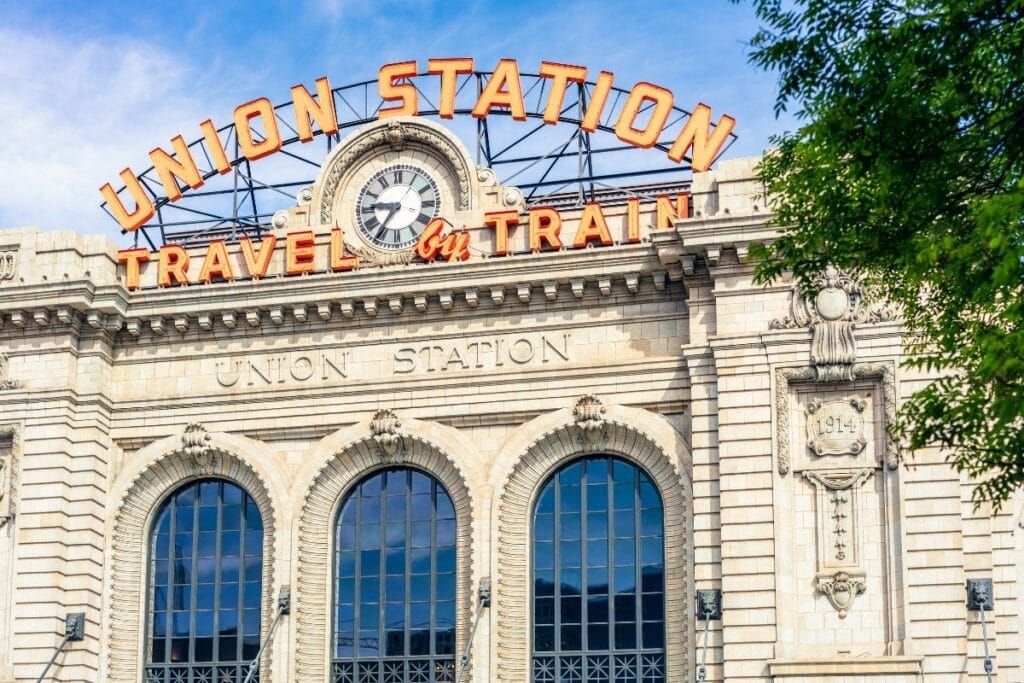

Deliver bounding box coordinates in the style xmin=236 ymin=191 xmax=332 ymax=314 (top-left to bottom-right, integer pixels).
xmin=239 ymin=236 xmax=277 ymax=278
xmin=538 ymin=62 xmax=587 ymax=125
xmin=379 ymin=62 xmax=419 ymax=118
xmin=428 ymin=58 xmax=474 ymax=119
xmin=667 ymin=103 xmax=736 ymax=171
xmin=100 ymin=169 xmax=156 ymax=232
xmin=484 ymin=210 xmax=519 ymax=256
xmin=234 ymin=98 xmax=282 ymax=161
xmin=117 ymin=249 xmax=151 ymax=290
xmin=471 ymin=59 xmax=526 ymax=121
xmin=573 ymin=203 xmax=614 ymax=248
xmin=330 ymin=228 xmax=359 ymax=271
xmin=528 ymin=207 xmax=563 ymax=252
xmin=198 ymin=240 xmax=235 ymax=283
xmin=293 ymin=77 xmax=339 ymax=141
xmin=286 ymin=231 xmax=317 ymax=275
xmin=158 ymin=245 xmax=190 ymax=287
xmin=150 ymin=135 xmax=204 ymax=201
xmin=615 ymin=82 xmax=673 ymax=149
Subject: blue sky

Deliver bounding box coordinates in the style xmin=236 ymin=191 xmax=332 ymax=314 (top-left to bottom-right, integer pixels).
xmin=0 ymin=0 xmax=795 ymax=244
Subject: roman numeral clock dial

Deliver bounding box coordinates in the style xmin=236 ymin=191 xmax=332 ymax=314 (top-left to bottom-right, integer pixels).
xmin=355 ymin=164 xmax=441 ymax=251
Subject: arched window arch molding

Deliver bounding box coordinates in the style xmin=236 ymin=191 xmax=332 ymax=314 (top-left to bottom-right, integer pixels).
xmin=104 ymin=428 xmax=287 ymax=683
xmin=490 ymin=401 xmax=694 ymax=683
xmin=291 ymin=413 xmax=482 ymax=682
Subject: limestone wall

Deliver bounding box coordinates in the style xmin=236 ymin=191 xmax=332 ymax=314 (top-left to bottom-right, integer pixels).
xmin=0 ymin=156 xmax=1019 ymax=682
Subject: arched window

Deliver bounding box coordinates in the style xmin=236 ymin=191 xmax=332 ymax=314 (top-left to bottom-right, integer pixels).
xmin=531 ymin=456 xmax=665 ymax=683
xmin=333 ymin=467 xmax=457 ymax=683
xmin=146 ymin=479 xmax=264 ymax=683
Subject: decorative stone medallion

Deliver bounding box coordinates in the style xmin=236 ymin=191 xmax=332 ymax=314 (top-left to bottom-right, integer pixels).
xmin=805 ymin=396 xmax=867 ymax=457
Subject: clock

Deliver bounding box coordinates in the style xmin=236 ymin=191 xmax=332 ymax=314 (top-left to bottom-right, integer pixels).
xmin=354 ymin=163 xmax=441 ymax=251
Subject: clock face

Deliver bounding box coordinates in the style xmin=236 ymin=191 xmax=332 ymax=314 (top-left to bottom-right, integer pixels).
xmin=355 ymin=163 xmax=441 ymax=251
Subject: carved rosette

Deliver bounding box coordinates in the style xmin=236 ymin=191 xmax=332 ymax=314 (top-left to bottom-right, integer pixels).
xmin=370 ymin=409 xmax=406 ymax=460
xmin=573 ymin=395 xmax=607 ymax=448
xmin=770 ymin=266 xmax=896 ymax=382
xmin=0 ymin=354 xmax=18 ymax=391
xmin=181 ymin=423 xmax=215 ymax=470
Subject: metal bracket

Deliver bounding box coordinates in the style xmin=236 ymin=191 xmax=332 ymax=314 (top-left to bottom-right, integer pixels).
xmin=277 ymin=585 xmax=291 ymax=615
xmin=478 ymin=577 xmax=492 ymax=608
xmin=696 ymin=589 xmax=722 ymax=620
xmin=966 ymin=578 xmax=994 ymax=611
xmin=65 ymin=612 xmax=85 ymax=641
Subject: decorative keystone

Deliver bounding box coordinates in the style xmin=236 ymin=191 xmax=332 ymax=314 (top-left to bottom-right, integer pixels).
xmin=573 ymin=395 xmax=607 ymax=446
xmin=182 ymin=423 xmax=214 ymax=469
xmin=370 ymin=409 xmax=405 ymax=459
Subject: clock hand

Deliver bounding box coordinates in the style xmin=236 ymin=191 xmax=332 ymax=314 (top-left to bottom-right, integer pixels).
xmin=378 ymin=204 xmax=400 ymax=238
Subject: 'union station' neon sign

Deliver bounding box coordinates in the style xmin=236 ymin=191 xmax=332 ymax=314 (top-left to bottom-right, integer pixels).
xmin=101 ymin=59 xmax=736 ymax=232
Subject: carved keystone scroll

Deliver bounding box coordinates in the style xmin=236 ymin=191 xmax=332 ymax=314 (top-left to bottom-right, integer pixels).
xmin=770 ymin=266 xmax=895 ymax=382
xmin=573 ymin=395 xmax=607 ymax=448
xmin=370 ymin=409 xmax=406 ymax=460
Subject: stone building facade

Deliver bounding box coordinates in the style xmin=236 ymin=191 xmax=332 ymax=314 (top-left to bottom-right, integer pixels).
xmin=0 ymin=118 xmax=1021 ymax=682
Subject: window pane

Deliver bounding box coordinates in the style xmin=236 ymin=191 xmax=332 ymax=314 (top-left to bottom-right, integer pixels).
xmin=532 ymin=456 xmax=664 ymax=677
xmin=146 ymin=479 xmax=263 ymax=675
xmin=332 ymin=467 xmax=458 ymax=674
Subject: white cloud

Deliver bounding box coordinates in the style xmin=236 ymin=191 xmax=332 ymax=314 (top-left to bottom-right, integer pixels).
xmin=0 ymin=27 xmax=237 ymax=244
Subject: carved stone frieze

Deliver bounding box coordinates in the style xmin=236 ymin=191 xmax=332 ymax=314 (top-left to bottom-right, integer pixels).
xmin=573 ymin=395 xmax=607 ymax=448
xmin=0 ymin=354 xmax=19 ymax=391
xmin=771 ymin=266 xmax=896 ymax=382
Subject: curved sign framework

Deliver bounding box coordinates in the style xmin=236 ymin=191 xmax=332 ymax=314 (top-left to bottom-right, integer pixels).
xmin=99 ymin=59 xmax=737 ymax=249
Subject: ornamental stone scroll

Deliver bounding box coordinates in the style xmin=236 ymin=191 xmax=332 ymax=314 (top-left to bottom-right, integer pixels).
xmin=770 ymin=266 xmax=896 ymax=382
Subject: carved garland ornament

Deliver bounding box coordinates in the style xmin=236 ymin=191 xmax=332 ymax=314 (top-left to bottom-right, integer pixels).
xmin=770 ymin=266 xmax=896 ymax=382
xmin=495 ymin=401 xmax=692 ymax=682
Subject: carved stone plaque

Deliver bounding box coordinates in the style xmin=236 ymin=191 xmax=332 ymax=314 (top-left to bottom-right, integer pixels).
xmin=806 ymin=396 xmax=867 ymax=457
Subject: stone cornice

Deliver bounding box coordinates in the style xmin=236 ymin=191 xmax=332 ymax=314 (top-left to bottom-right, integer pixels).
xmin=0 ymin=243 xmax=675 ymax=340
